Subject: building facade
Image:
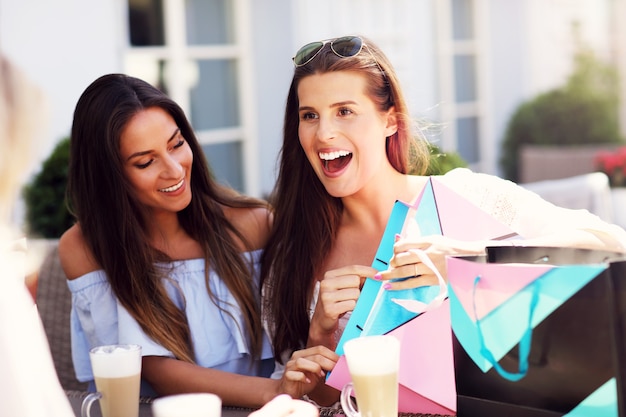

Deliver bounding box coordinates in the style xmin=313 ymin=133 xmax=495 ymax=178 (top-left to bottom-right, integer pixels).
xmin=1 ymin=0 xmax=623 ymax=202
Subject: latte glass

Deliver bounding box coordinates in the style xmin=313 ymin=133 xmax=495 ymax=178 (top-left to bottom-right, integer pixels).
xmin=340 ymin=335 xmax=400 ymax=417
xmin=81 ymin=344 xmax=142 ymax=417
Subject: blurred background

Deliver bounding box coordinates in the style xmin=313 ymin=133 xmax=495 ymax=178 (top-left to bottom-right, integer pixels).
xmin=2 ymin=0 xmax=626 ymax=237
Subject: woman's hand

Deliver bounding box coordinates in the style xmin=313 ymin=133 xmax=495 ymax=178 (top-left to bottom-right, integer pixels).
xmin=376 ymin=234 xmax=485 ymax=291
xmin=278 ymin=345 xmax=339 ymax=400
xmin=308 ymin=265 xmax=378 ymax=348
xmin=249 ymin=394 xmax=319 ymax=417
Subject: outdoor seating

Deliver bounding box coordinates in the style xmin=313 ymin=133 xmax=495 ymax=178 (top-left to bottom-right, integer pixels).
xmin=35 ymin=243 xmax=88 ymax=391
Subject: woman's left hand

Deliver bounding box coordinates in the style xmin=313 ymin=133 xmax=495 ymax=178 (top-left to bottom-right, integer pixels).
xmin=278 ymin=345 xmax=339 ymax=399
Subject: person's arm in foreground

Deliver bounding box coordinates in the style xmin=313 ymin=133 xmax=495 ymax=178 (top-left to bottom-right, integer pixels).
xmin=142 ymin=345 xmax=337 ymax=409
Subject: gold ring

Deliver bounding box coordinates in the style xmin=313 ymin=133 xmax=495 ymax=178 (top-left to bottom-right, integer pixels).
xmin=414 ymin=263 xmax=419 ymax=277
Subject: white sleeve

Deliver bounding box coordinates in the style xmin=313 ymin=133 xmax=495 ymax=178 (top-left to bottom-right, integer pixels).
xmin=439 ymin=168 xmax=626 ymax=247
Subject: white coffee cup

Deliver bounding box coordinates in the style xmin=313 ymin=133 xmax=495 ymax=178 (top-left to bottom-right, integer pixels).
xmin=340 ymin=335 xmax=400 ymax=417
xmin=81 ymin=344 xmax=142 ymax=417
xmin=152 ymin=393 xmax=222 ymax=417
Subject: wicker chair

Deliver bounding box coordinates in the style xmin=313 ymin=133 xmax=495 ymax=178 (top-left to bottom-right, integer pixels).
xmin=36 ymin=242 xmax=88 ymax=391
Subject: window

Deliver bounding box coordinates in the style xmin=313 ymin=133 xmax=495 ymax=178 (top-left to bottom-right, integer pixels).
xmin=129 ymin=0 xmax=165 ymax=47
xmin=125 ymin=0 xmax=257 ymax=194
xmin=456 ymin=116 xmax=480 ymax=164
xmin=453 ymin=54 xmax=477 ymax=103
xmin=436 ymin=0 xmax=489 ymax=170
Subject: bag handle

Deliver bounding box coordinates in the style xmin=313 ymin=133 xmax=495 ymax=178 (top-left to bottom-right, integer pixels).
xmin=390 ymin=248 xmax=448 ymax=314
xmin=473 ymin=274 xmax=540 ymax=381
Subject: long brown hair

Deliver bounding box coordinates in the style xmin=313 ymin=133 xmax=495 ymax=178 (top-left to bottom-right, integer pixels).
xmin=261 ymin=36 xmax=430 ymax=361
xmin=67 ymin=74 xmax=268 ymax=362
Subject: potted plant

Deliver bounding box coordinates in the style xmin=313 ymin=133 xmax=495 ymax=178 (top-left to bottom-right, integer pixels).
xmin=22 ymin=137 xmax=73 ymax=239
xmin=424 ymin=144 xmax=467 ymax=176
xmin=500 ymin=44 xmax=624 ymax=183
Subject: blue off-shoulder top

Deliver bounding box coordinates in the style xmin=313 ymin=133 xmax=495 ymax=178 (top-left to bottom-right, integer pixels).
xmin=66 ymin=249 xmax=274 ymax=395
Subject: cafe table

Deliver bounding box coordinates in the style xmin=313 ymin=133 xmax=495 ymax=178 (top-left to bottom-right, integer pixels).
xmin=65 ymin=390 xmax=453 ymax=416
xmin=66 ymin=390 xmax=251 ymax=417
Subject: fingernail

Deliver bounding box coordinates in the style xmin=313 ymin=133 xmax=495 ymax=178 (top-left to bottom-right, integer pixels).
xmin=383 ymin=283 xmax=391 ymax=290
xmin=395 ymin=233 xmax=402 ymax=241
xmin=374 ymin=273 xmax=382 ymax=280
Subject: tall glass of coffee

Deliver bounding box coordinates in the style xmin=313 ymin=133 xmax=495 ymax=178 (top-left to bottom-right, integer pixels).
xmin=81 ymin=344 xmax=142 ymax=417
xmin=340 ymin=335 xmax=400 ymax=417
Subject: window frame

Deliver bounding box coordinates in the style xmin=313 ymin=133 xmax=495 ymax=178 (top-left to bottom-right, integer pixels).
xmin=123 ymin=0 xmax=260 ymax=195
xmin=435 ymin=0 xmax=494 ymax=172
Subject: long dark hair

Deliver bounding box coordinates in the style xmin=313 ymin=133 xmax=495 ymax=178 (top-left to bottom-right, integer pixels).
xmin=67 ymin=74 xmax=268 ymax=362
xmin=261 ymin=36 xmax=430 ymax=361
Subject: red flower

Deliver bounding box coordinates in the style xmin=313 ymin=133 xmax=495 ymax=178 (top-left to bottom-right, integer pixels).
xmin=595 ymin=147 xmax=626 ymax=187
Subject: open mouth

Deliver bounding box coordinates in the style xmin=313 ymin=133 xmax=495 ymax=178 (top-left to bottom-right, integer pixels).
xmin=159 ymin=179 xmax=184 ymax=193
xmin=319 ymin=150 xmax=353 ymax=173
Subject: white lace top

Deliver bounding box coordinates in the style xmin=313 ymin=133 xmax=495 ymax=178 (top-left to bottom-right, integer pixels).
xmin=438 ymin=168 xmax=626 ymax=243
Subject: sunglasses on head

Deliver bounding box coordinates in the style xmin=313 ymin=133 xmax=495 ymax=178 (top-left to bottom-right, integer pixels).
xmin=292 ymin=36 xmax=364 ymax=67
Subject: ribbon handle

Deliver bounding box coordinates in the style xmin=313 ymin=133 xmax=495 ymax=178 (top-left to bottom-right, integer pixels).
xmin=472 ymin=274 xmax=540 ymax=381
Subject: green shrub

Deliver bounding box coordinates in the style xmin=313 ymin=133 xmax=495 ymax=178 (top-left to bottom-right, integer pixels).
xmin=22 ymin=137 xmax=73 ymax=238
xmin=500 ymin=47 xmax=624 ymax=182
xmin=423 ymin=143 xmax=468 ymax=176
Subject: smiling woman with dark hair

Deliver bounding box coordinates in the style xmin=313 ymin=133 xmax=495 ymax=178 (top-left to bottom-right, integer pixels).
xmin=59 ymin=73 xmax=337 ymax=408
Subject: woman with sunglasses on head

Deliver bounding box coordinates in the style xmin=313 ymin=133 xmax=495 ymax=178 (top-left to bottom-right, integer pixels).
xmin=58 ymin=73 xmax=337 ymax=409
xmin=260 ymin=35 xmax=626 ymax=405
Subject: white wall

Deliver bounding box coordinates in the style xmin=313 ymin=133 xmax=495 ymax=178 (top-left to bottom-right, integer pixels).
xmin=249 ymin=0 xmax=295 ymax=197
xmin=487 ymin=0 xmax=532 ymax=174
xmin=1 ymin=0 xmax=127 ymax=227
xmin=0 ymin=0 xmax=126 ymax=180
xmin=527 ymin=0 xmax=612 ymax=95
xmin=615 ymin=0 xmax=626 ymax=137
